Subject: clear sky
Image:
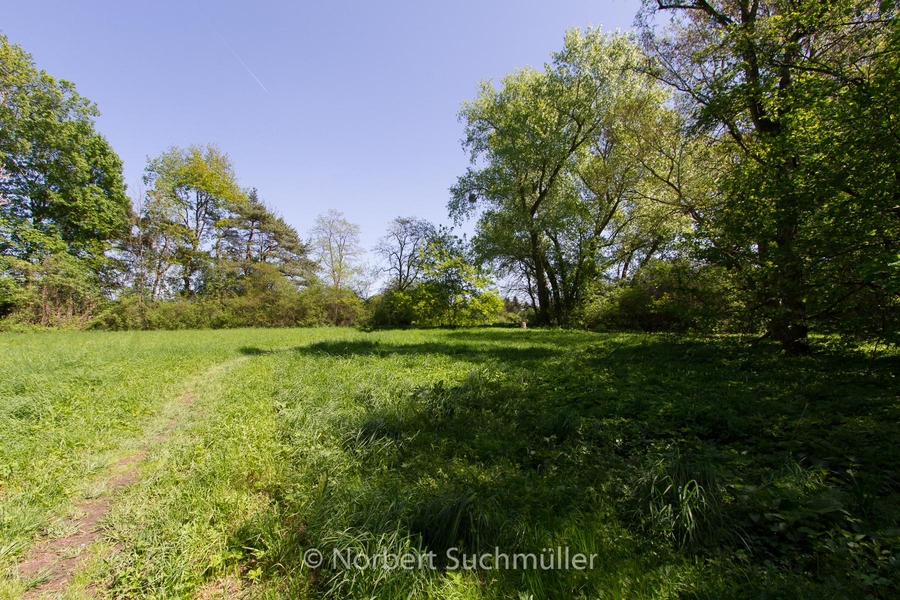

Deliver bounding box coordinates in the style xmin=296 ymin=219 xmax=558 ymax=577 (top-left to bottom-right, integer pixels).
xmin=2 ymin=0 xmax=640 ymax=254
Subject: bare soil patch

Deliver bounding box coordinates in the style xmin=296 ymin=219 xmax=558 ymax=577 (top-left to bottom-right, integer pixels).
xmin=16 ymin=459 xmax=142 ymax=598
xmin=16 ymin=403 xmax=184 ymax=597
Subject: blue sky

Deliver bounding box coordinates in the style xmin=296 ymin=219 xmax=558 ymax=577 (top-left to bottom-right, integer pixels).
xmin=3 ymin=0 xmax=640 ymax=253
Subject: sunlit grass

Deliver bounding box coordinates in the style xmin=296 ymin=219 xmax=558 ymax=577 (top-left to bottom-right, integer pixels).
xmin=2 ymin=328 xmax=898 ymax=598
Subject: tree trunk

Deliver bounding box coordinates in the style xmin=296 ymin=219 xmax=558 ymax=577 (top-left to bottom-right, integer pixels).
xmin=182 ymin=257 xmax=192 ymax=296
xmin=530 ymin=232 xmax=552 ymax=325
xmin=770 ymin=199 xmax=809 ymax=354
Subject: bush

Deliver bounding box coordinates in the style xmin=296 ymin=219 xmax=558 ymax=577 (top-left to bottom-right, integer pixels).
xmin=0 ymin=255 xmax=102 ymax=328
xmin=370 ymin=290 xmax=417 ymax=327
xmin=0 ymin=274 xmax=27 ymax=318
xmin=92 ymin=297 xmax=219 ymax=330
xmin=91 ymin=270 xmax=344 ymax=330
xmin=577 ymin=259 xmax=744 ymax=333
xmin=370 ymin=286 xmax=505 ymax=328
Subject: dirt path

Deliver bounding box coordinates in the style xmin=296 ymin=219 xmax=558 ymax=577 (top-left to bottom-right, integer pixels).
xmin=15 ymin=455 xmax=145 ymax=598
xmin=13 ymin=357 xmax=247 ymax=599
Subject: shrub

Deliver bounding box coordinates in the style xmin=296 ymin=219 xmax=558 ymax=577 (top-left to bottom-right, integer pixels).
xmin=370 ymin=290 xmax=417 ymax=327
xmin=577 ymin=259 xmax=744 ymax=333
xmin=0 ymin=255 xmax=102 ymax=328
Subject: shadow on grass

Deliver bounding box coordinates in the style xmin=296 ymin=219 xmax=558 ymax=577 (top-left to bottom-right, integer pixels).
xmin=296 ymin=338 xmax=561 ymax=364
xmin=238 ymin=346 xmax=273 ymax=356
xmin=241 ymin=332 xmax=900 ymax=598
xmin=244 ymin=329 xmax=582 ymax=365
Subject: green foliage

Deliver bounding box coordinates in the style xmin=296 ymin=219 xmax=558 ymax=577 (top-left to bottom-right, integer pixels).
xmin=0 ymin=274 xmax=27 ymax=318
xmin=370 ymin=289 xmax=418 ymax=326
xmin=0 ymin=34 xmax=128 ymax=329
xmin=371 ymin=231 xmax=504 ymax=328
xmin=0 ymin=253 xmax=109 ymax=328
xmin=640 ymin=0 xmax=900 ymax=350
xmin=107 ymin=156 xmax=318 ymax=330
xmin=0 ymin=34 xmax=129 ymax=263
xmin=315 ymin=284 xmax=369 ymax=326
xmin=577 ymin=260 xmax=744 ymax=333
xmin=451 ymin=28 xmax=684 ymax=326
xmin=140 ymin=144 xmax=247 ymax=296
xmin=92 ymin=280 xmax=335 ymax=331
xmin=416 ymin=233 xmax=503 ymax=327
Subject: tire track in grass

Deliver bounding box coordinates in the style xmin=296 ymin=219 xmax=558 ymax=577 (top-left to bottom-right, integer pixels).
xmin=13 ymin=357 xmax=249 ymax=599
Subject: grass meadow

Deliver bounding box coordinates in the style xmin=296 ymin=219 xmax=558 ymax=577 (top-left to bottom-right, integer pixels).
xmin=1 ymin=328 xmax=898 ymax=598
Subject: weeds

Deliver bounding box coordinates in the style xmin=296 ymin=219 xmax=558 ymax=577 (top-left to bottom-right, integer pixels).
xmin=629 ymin=450 xmax=725 ymax=551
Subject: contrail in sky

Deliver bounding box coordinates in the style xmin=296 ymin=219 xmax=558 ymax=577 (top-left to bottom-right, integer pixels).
xmin=201 ymin=13 xmax=269 ymax=93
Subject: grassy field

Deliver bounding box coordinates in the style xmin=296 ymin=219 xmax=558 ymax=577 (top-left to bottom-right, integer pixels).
xmin=1 ymin=328 xmax=898 ymax=599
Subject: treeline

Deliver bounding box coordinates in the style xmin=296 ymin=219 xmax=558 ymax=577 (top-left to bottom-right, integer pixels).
xmin=450 ymin=1 xmax=899 ymax=352
xmin=2 ymin=0 xmax=899 ymax=351
xmin=94 ymin=204 xmax=507 ymax=331
xmin=0 ymin=34 xmax=507 ymax=331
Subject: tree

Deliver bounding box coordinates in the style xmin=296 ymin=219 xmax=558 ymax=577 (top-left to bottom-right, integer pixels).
xmin=221 ymin=187 xmax=271 ymax=263
xmin=307 ymin=209 xmax=366 ymax=325
xmin=309 ymin=209 xmax=363 ymax=291
xmin=0 ymin=34 xmax=129 ymax=324
xmin=142 ymin=144 xmax=245 ymax=296
xmin=450 ymin=28 xmax=676 ymax=325
xmin=219 ymin=188 xmax=314 ymax=284
xmin=118 ymin=185 xmax=183 ymax=303
xmin=373 ymin=216 xmax=435 ymax=292
xmin=0 ymin=34 xmax=129 ymax=263
xmin=638 ymin=0 xmax=900 ymax=351
xmin=416 ymin=229 xmax=503 ymax=327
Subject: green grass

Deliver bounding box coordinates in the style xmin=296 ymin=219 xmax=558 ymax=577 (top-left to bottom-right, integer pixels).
xmin=0 ymin=329 xmax=319 ymax=597
xmin=1 ymin=328 xmax=898 ymax=598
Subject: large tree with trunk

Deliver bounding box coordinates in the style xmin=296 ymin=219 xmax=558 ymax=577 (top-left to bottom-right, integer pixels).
xmin=0 ymin=34 xmax=129 ymax=263
xmin=450 ymin=28 xmax=679 ymax=325
xmin=142 ymin=144 xmax=245 ymax=296
xmin=0 ymin=33 xmax=129 ymax=323
xmin=638 ymin=0 xmax=900 ymax=351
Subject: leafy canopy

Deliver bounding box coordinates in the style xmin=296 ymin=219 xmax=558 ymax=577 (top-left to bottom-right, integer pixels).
xmin=0 ymin=33 xmax=128 ymax=262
